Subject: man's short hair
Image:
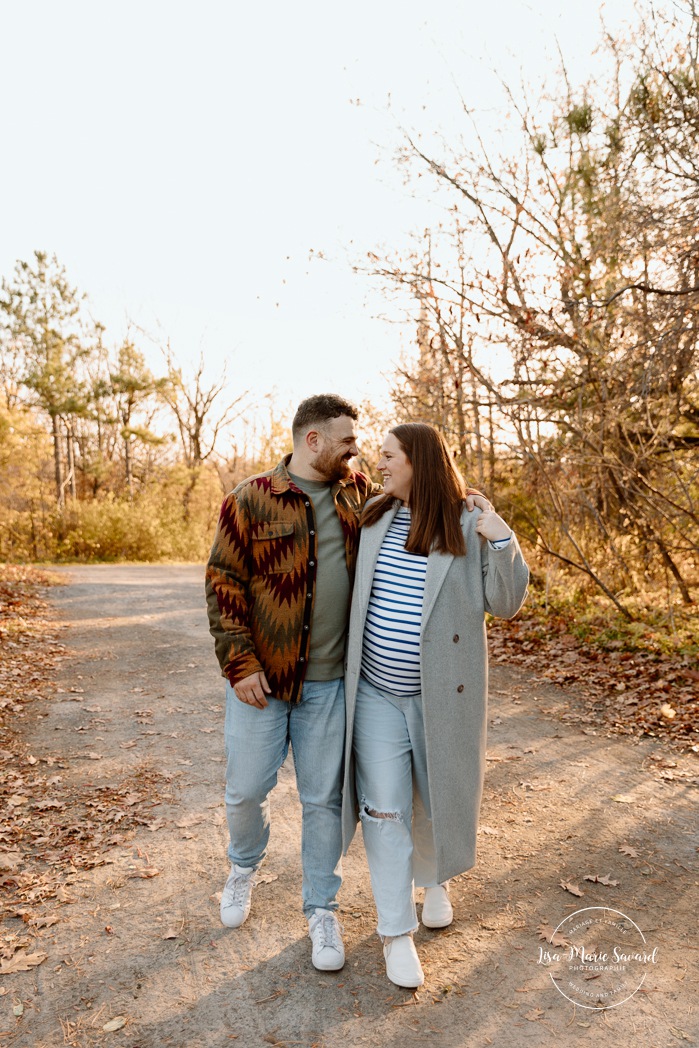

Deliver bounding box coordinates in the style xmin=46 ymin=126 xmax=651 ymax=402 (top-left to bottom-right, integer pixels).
xmin=291 ymin=394 xmax=358 ymax=439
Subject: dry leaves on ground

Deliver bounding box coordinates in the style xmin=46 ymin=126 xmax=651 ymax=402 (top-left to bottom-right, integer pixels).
xmin=488 ymin=614 xmax=698 ymax=748
xmin=0 ymin=566 xmax=172 ymax=921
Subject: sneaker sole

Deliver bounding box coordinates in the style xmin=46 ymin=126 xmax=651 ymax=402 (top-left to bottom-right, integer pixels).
xmin=422 ymin=914 xmax=453 ymax=929
xmin=386 ymin=968 xmax=424 ymax=988
xmin=220 ymin=912 xmax=249 ymax=929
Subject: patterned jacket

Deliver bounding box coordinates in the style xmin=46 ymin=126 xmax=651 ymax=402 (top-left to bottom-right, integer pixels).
xmin=205 ymin=455 xmax=377 ymax=703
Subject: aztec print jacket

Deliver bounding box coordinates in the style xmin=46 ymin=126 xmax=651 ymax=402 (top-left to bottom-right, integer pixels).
xmin=205 ymin=455 xmax=376 ymax=703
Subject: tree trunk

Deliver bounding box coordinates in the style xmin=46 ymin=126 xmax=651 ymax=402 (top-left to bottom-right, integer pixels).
xmin=66 ymin=424 xmax=76 ymax=500
xmin=487 ymin=394 xmax=496 ymax=494
xmin=471 ymin=371 xmax=485 ymax=488
xmin=51 ymin=413 xmax=65 ymax=507
xmin=653 ymin=535 xmax=693 ymax=605
xmin=124 ymin=434 xmax=133 ymax=500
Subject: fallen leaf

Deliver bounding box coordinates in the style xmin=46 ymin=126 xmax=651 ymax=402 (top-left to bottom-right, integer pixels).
xmin=584 ymin=874 xmax=619 ymax=886
xmin=559 ymin=881 xmax=584 ymax=897
xmin=0 ymin=851 xmax=23 ymax=870
xmin=524 ymin=1008 xmax=545 ymax=1021
xmin=619 ymin=845 xmax=638 ymax=857
xmin=30 ymin=916 xmax=59 ymax=929
xmin=0 ymin=951 xmax=48 ymax=975
xmin=537 ymin=923 xmax=569 ymax=947
xmin=128 ymin=866 xmax=160 ymax=879
xmin=103 ymin=1016 xmax=127 ymax=1032
xmin=256 ymin=872 xmax=279 ymax=885
xmin=612 ymin=794 xmax=636 ymax=803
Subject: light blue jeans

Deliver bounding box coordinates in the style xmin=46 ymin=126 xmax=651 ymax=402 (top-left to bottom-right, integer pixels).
xmin=224 ymin=677 xmax=344 ymax=917
xmin=353 ymin=674 xmax=440 ymax=937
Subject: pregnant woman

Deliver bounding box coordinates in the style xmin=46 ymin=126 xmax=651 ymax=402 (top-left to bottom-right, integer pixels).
xmin=341 ymin=422 xmax=529 ymax=988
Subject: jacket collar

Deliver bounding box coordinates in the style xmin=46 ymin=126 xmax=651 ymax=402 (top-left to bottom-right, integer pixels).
xmin=270 ymin=455 xmax=298 ymax=495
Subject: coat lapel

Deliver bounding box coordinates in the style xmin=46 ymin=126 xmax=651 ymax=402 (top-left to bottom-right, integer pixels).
xmin=421 ymin=548 xmax=455 ymax=629
xmin=422 ymin=506 xmax=471 ymax=628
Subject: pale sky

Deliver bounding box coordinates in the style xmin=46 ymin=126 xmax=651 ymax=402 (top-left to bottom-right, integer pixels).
xmin=1 ymin=0 xmax=635 ymax=440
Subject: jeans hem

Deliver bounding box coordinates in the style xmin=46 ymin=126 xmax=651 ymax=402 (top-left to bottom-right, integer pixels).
xmin=303 ymin=902 xmax=339 ymax=918
xmin=378 ymin=923 xmax=419 ymax=939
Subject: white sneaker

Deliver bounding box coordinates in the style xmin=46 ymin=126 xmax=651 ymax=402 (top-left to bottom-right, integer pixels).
xmin=383 ymin=934 xmax=424 ymax=988
xmin=220 ymin=864 xmax=256 ymax=928
xmin=308 ymin=908 xmax=345 ymax=971
xmin=422 ymin=882 xmax=453 ymax=929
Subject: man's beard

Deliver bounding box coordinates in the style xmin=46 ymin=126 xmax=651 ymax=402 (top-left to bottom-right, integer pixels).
xmin=315 ymin=447 xmax=352 ymax=483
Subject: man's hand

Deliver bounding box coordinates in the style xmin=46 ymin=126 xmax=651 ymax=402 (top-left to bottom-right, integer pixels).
xmin=234 ymin=671 xmax=272 ymax=709
xmin=475 ymin=509 xmax=512 ymax=543
xmin=465 ymin=491 xmax=494 ymax=513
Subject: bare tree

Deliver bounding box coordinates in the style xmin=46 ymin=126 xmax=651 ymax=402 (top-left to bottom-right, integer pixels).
xmin=366 ymin=3 xmax=699 ymax=609
xmin=160 ymin=348 xmax=246 ymax=469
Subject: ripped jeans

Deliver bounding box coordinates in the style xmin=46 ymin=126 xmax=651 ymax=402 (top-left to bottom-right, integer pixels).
xmin=353 ymin=674 xmax=439 ymax=936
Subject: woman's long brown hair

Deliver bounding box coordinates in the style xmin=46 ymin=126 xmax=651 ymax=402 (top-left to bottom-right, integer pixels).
xmin=361 ymin=422 xmax=468 ymax=556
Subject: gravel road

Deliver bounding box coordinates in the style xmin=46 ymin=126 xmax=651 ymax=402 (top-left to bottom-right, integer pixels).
xmin=3 ymin=564 xmax=696 ymax=1048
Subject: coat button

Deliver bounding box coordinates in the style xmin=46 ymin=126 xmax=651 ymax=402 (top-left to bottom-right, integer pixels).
xmin=457 ymin=684 xmax=464 ymax=693
xmin=453 ymin=634 xmax=459 ymax=642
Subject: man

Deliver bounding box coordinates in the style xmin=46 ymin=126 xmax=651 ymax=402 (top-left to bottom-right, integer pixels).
xmin=205 ymin=394 xmax=372 ymax=971
xmin=206 ymin=394 xmax=487 ymax=972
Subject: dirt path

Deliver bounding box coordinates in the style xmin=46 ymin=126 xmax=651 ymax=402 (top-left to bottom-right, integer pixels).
xmin=2 ymin=564 xmax=697 ymax=1048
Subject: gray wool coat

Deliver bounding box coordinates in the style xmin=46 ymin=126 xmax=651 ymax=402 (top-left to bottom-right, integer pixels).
xmin=341 ymin=501 xmax=529 ymax=883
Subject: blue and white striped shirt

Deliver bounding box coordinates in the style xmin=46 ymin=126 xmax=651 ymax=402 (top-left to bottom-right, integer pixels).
xmin=361 ymin=507 xmax=427 ymax=695
xmin=360 ymin=506 xmax=513 ymax=697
